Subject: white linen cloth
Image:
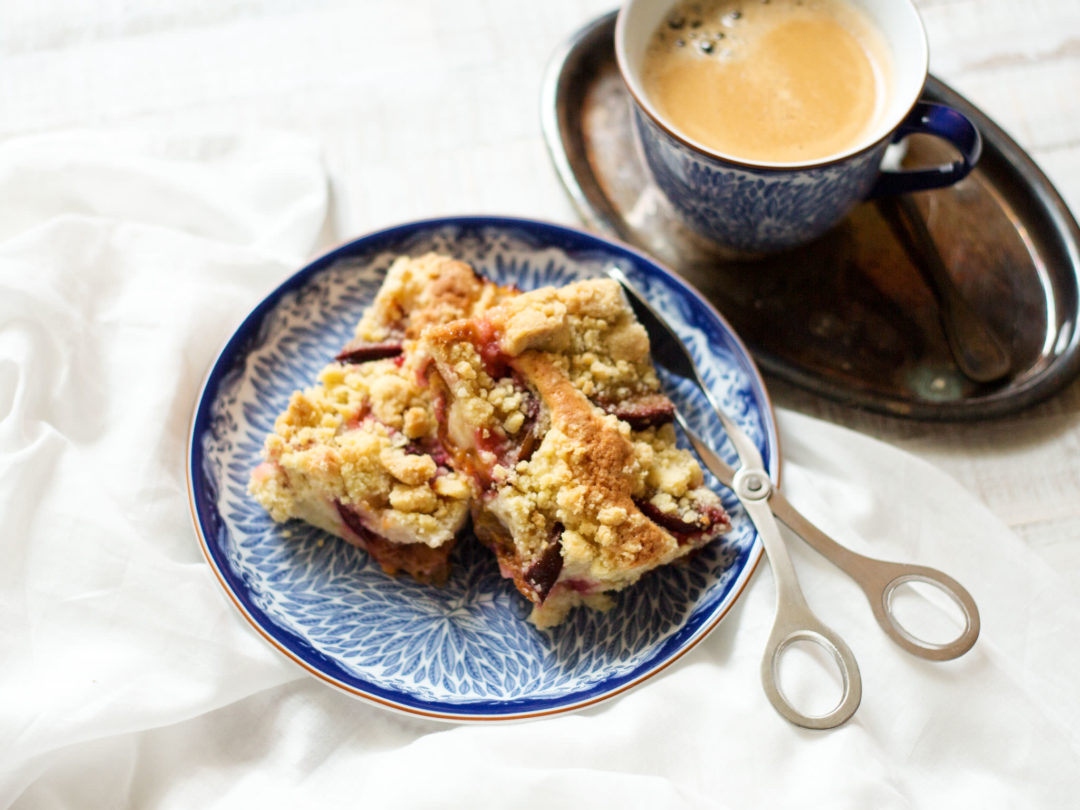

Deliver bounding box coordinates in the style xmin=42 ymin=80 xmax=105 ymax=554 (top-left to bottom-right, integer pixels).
xmin=2 ymin=133 xmax=1078 ymax=809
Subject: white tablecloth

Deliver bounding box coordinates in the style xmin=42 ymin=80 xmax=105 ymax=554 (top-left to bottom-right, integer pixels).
xmin=2 ymin=128 xmax=1079 ymax=809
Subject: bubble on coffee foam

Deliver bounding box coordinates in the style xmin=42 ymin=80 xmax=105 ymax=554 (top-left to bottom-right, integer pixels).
xmin=655 ymin=0 xmax=763 ymax=60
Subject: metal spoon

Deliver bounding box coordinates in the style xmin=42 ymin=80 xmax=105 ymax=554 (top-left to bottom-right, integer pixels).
xmin=877 ymin=195 xmax=1012 ymax=383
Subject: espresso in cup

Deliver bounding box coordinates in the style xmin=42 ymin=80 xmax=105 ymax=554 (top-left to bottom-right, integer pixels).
xmin=641 ymin=0 xmax=893 ymax=164
xmin=616 ymin=0 xmax=981 ymax=254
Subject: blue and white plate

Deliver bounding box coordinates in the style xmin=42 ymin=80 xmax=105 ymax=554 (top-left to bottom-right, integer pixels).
xmin=187 ymin=216 xmax=778 ymax=721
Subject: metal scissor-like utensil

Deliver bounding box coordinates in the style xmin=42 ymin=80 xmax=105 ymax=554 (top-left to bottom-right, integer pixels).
xmin=608 ymin=267 xmax=980 ymax=730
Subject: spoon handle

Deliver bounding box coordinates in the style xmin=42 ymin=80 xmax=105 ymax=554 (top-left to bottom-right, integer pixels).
xmin=878 ymin=195 xmax=1011 ymax=383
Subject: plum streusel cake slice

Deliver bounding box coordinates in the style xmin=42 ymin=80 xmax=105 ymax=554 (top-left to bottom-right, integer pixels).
xmin=249 ymin=254 xmax=513 ymax=584
xmin=422 ymin=278 xmax=731 ymax=625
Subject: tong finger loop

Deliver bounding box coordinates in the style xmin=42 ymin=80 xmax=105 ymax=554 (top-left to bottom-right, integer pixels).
xmin=761 ymin=616 xmax=862 ymax=731
xmin=874 ymin=568 xmax=980 ymax=661
xmin=768 ymin=489 xmax=981 ymax=662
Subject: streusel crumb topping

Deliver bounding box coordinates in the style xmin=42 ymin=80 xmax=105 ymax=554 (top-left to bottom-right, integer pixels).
xmin=253 ymin=353 xmax=472 ymax=548
xmin=355 ymin=253 xmax=513 ymax=342
xmin=251 ymin=258 xmax=731 ymax=619
xmin=482 ymin=278 xmax=659 ymax=404
xmin=489 ymin=351 xmax=677 ymax=579
xmin=421 ymin=276 xmax=731 ymax=623
xmin=249 ymin=254 xmax=512 ymax=557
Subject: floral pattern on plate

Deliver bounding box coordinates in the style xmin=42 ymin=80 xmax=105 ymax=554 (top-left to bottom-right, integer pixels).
xmin=188 ymin=217 xmax=777 ymax=719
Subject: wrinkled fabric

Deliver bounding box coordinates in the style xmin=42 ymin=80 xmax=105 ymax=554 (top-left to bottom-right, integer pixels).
xmin=1 ymin=134 xmax=1077 ymax=809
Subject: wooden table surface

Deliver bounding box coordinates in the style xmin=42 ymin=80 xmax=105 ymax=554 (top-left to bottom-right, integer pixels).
xmin=3 ymin=0 xmax=1078 ymax=562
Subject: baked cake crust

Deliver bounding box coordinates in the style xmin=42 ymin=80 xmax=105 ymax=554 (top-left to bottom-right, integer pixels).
xmin=423 ymin=278 xmax=731 ymax=625
xmin=251 ymin=260 xmax=731 ymax=622
xmin=249 ymin=254 xmax=511 ymax=584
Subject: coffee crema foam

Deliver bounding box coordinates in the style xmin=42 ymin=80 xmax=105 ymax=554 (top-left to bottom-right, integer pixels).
xmin=641 ymin=0 xmax=893 ymax=163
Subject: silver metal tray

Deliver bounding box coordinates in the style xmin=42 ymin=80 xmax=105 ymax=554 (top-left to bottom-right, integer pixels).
xmin=541 ymin=10 xmax=1080 ymax=420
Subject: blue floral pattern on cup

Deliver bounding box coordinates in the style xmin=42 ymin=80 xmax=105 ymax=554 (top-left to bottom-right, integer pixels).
xmin=635 ymin=109 xmax=886 ymax=253
xmin=187 ymin=217 xmax=778 ymax=720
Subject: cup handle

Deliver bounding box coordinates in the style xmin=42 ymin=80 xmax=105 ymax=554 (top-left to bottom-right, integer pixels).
xmin=866 ymin=102 xmax=982 ymax=198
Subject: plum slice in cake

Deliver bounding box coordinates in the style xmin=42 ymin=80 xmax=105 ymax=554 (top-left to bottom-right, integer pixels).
xmin=249 ymin=254 xmax=513 ymax=584
xmin=422 ymin=278 xmax=731 ymax=624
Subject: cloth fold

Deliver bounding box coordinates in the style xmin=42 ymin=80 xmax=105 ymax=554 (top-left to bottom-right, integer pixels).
xmin=0 ymin=132 xmax=323 ymax=807
xmin=1 ymin=133 xmax=1077 ymax=809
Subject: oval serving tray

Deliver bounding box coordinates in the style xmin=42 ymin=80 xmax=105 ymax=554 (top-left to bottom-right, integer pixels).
xmin=187 ymin=216 xmax=778 ymax=721
xmin=541 ymin=10 xmax=1080 ymax=420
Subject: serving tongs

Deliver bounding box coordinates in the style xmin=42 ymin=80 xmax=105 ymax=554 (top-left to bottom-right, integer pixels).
xmin=608 ymin=267 xmax=980 ymax=730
